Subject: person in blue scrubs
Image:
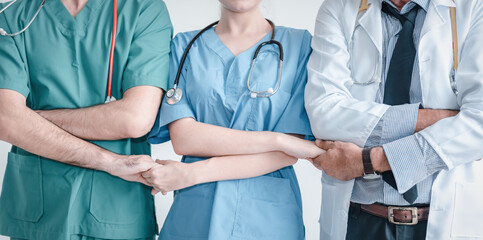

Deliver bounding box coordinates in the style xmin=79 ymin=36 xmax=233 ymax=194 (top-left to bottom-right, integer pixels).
xmin=143 ymin=0 xmax=323 ymax=239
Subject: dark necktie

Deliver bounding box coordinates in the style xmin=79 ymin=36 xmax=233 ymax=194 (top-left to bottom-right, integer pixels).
xmin=381 ymin=2 xmax=419 ymax=204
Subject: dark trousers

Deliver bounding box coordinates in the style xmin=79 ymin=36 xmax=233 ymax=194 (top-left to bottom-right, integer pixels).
xmin=346 ymin=204 xmax=428 ymax=240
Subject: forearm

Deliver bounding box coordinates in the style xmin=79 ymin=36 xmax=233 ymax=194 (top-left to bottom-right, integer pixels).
xmin=169 ymin=118 xmax=282 ymax=157
xmin=190 ymin=152 xmax=297 ymax=184
xmin=37 ymin=86 xmax=162 ymax=141
xmin=415 ymin=109 xmax=459 ymax=133
xmin=37 ymin=102 xmax=135 ymax=141
xmin=0 ymin=97 xmax=115 ymax=172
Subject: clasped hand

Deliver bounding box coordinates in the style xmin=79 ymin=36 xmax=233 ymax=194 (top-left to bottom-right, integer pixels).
xmin=107 ymin=155 xmax=193 ymax=195
xmin=310 ymin=140 xmax=365 ymax=181
xmin=110 ymin=137 xmax=361 ymax=195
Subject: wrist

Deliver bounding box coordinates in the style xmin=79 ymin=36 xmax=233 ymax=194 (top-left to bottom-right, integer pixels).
xmin=98 ymin=151 xmax=118 ymax=174
xmin=371 ymin=147 xmax=391 ymax=173
xmin=272 ymin=132 xmax=287 ymax=152
xmin=190 ymin=160 xmax=210 ymax=185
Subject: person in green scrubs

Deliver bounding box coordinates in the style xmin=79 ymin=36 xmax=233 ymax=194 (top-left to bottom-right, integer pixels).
xmin=0 ymin=0 xmax=172 ymax=239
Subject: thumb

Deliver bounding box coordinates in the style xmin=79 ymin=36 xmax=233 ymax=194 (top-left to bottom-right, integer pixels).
xmin=152 ymin=188 xmax=160 ymax=195
xmin=156 ymin=159 xmax=170 ymax=165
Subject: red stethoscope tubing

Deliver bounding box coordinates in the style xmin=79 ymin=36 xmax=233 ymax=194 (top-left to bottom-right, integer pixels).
xmin=107 ymin=0 xmax=117 ymax=100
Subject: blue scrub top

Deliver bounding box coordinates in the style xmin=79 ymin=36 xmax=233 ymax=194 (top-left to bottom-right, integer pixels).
xmin=149 ymin=26 xmax=312 ymax=240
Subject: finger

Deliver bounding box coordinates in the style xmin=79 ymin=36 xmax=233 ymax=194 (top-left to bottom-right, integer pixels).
xmin=133 ymin=160 xmax=156 ymax=173
xmin=141 ymin=171 xmax=152 ymax=179
xmin=152 ymin=189 xmax=160 ymax=195
xmin=313 ymin=161 xmax=323 ymax=171
xmin=133 ymin=174 xmax=153 ymax=186
xmin=156 ymin=159 xmax=170 ymax=165
xmin=316 ymin=140 xmax=335 ymax=151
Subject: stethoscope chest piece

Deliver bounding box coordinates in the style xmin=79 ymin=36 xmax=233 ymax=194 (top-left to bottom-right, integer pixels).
xmin=166 ymin=87 xmax=183 ymax=105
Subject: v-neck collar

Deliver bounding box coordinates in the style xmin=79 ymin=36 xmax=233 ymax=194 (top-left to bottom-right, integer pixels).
xmin=202 ymin=27 xmax=274 ymax=66
xmin=46 ymin=0 xmax=106 ymax=31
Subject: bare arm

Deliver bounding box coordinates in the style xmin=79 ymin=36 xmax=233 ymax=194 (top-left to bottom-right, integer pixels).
xmin=415 ymin=109 xmax=459 ymax=133
xmin=0 ymin=89 xmax=155 ymax=184
xmin=36 ymin=86 xmax=163 ymax=140
xmin=143 ymin=151 xmax=297 ymax=194
xmin=169 ymin=118 xmax=322 ymax=160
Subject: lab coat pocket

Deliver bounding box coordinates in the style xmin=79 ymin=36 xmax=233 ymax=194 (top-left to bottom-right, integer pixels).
xmin=89 ymin=171 xmax=146 ymax=224
xmin=451 ymin=182 xmax=483 ymax=238
xmin=232 ymin=176 xmax=303 ymax=240
xmin=0 ymin=152 xmax=43 ymax=222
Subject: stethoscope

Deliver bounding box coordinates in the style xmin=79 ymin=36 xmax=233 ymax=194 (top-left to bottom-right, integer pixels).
xmin=166 ymin=19 xmax=284 ymax=105
xmin=0 ymin=0 xmax=119 ymax=103
xmin=0 ymin=0 xmax=45 ymax=36
xmin=356 ymin=0 xmax=459 ymax=95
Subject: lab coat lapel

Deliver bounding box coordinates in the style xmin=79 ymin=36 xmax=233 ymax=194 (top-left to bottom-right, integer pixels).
xmin=357 ymin=0 xmax=383 ymax=56
xmin=420 ymin=0 xmax=455 ymax=38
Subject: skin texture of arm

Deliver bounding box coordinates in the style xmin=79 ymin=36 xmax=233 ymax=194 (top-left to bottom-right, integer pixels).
xmin=0 ymin=89 xmax=155 ymax=184
xmin=310 ymin=108 xmax=459 ymax=180
xmin=311 ymin=110 xmax=459 ymax=180
xmin=143 ymin=151 xmax=297 ymax=195
xmin=415 ymin=109 xmax=459 ymax=133
xmin=169 ymin=118 xmax=323 ymax=160
xmin=36 ymin=86 xmax=163 ymax=140
xmin=145 ymin=119 xmax=323 ymax=195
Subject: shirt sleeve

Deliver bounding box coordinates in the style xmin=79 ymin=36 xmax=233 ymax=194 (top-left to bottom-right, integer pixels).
xmin=0 ymin=13 xmax=29 ymax=98
xmin=273 ymin=31 xmax=313 ymax=137
xmin=121 ymin=0 xmax=173 ymax=93
xmin=147 ymin=34 xmax=196 ymax=144
xmin=382 ymin=133 xmax=447 ymax=193
xmin=365 ymin=104 xmax=420 ymax=147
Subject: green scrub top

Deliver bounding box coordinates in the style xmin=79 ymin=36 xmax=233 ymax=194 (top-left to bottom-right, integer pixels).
xmin=0 ymin=0 xmax=172 ymax=239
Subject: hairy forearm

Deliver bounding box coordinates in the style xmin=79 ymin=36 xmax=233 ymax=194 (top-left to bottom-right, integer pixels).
xmin=415 ymin=109 xmax=459 ymax=133
xmin=190 ymin=152 xmax=297 ymax=184
xmin=37 ymin=86 xmax=162 ymax=140
xmin=37 ymin=102 xmax=136 ymax=141
xmin=169 ymin=118 xmax=282 ymax=157
xmin=0 ymin=99 xmax=115 ymax=172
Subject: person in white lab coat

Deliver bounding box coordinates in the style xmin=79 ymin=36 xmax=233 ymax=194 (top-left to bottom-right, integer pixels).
xmin=305 ymin=0 xmax=483 ymax=239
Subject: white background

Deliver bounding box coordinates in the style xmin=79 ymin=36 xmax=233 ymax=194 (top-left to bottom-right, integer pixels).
xmin=0 ymin=0 xmax=324 ymax=239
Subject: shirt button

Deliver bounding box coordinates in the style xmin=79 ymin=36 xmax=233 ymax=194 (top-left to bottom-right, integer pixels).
xmin=72 ymin=61 xmax=79 ymax=68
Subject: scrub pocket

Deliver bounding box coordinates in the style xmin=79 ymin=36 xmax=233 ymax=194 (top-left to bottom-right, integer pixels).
xmin=232 ymin=175 xmax=303 ymax=239
xmin=89 ymin=171 xmax=146 ymax=224
xmin=0 ymin=152 xmax=43 ymax=222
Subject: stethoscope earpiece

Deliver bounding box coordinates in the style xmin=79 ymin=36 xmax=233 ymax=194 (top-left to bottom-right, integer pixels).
xmin=0 ymin=28 xmax=6 ymax=36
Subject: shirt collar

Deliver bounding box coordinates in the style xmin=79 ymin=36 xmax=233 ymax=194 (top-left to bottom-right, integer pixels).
xmin=383 ymin=0 xmax=430 ymax=13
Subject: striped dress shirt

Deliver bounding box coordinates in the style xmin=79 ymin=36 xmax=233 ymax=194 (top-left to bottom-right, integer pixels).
xmin=351 ymin=0 xmax=447 ymax=205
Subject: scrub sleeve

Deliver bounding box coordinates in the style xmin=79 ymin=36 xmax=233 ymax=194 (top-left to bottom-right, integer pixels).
xmin=121 ymin=1 xmax=171 ymax=93
xmin=148 ymin=36 xmax=195 ymax=144
xmin=0 ymin=13 xmax=29 ymax=97
xmin=0 ymin=1 xmax=173 ymax=240
xmin=273 ymin=32 xmax=313 ymax=137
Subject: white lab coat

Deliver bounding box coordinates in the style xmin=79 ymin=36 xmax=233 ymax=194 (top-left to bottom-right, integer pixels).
xmin=305 ymin=0 xmax=483 ymax=239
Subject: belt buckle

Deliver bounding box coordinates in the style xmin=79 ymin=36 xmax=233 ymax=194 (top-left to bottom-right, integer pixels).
xmin=388 ymin=206 xmax=418 ymax=225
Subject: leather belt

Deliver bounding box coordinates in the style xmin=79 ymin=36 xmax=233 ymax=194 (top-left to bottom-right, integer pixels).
xmin=350 ymin=202 xmax=429 ymax=225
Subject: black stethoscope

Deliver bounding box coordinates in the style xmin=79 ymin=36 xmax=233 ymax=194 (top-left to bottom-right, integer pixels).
xmin=166 ymin=19 xmax=284 ymax=105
